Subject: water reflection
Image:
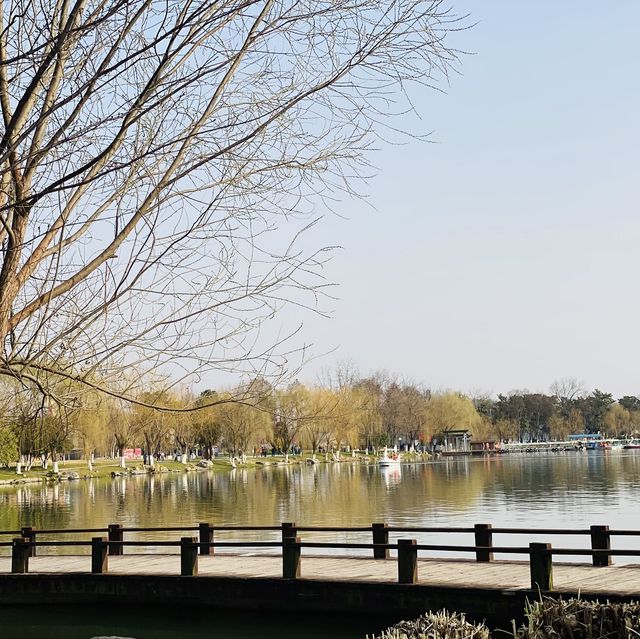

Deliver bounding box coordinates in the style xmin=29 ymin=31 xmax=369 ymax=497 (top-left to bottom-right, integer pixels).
xmin=380 ymin=466 xmax=401 ymax=488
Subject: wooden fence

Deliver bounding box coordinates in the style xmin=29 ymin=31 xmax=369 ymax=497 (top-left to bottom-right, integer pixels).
xmin=3 ymin=522 xmax=640 ymax=591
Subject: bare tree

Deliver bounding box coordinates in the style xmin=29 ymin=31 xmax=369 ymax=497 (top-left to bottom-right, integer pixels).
xmin=0 ymin=0 xmax=461 ymax=408
xmin=550 ymin=378 xmax=586 ymax=403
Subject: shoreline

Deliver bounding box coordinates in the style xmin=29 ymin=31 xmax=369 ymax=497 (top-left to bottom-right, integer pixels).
xmin=0 ymin=453 xmax=387 ymax=486
xmin=1 ymin=446 xmax=637 ymax=487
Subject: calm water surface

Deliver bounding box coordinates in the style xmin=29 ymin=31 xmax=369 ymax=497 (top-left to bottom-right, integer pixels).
xmin=1 ymin=450 xmax=639 ymax=638
xmin=2 ymin=450 xmax=638 ymax=538
xmin=0 ymin=606 xmax=390 ymax=639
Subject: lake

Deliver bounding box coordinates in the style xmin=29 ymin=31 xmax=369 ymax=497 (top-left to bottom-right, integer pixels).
xmin=1 ymin=450 xmax=639 ymax=638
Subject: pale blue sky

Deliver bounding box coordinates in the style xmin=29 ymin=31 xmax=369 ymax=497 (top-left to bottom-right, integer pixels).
xmin=290 ymin=1 xmax=640 ymax=397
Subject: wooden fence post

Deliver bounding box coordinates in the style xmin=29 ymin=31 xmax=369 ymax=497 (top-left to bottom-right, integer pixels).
xmin=199 ymin=522 xmax=213 ymax=556
xmin=282 ymin=536 xmax=301 ymax=579
xmin=397 ymin=539 xmax=418 ymax=584
xmin=590 ymin=525 xmax=611 ymax=567
xmin=108 ymin=524 xmax=123 ymax=556
xmin=11 ymin=537 xmax=30 ymax=574
xmin=529 ymin=542 xmax=553 ymax=591
xmin=281 ymin=522 xmax=297 ymax=542
xmin=91 ymin=537 xmax=108 ymax=574
xmin=180 ymin=537 xmax=199 ymax=576
xmin=21 ymin=526 xmax=36 ymax=557
xmin=474 ymin=524 xmax=493 ymax=562
xmin=372 ymin=523 xmax=389 ymax=559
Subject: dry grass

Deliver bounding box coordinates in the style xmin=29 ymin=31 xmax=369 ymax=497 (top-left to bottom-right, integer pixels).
xmin=369 ymin=610 xmax=491 ymax=639
xmin=515 ymin=597 xmax=640 ymax=639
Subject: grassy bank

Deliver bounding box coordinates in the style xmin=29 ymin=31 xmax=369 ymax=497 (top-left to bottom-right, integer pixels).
xmin=0 ymin=451 xmax=397 ymax=483
xmin=0 ymin=457 xmax=228 ymax=482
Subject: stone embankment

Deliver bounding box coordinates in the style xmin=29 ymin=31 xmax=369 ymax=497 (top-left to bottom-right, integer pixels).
xmin=0 ymin=459 xmax=219 ymax=485
xmin=0 ymin=476 xmax=43 ymax=486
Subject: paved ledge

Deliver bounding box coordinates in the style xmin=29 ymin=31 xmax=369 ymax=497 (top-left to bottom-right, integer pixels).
xmin=0 ymin=555 xmax=638 ymax=626
xmin=1 ymin=554 xmax=639 ymax=595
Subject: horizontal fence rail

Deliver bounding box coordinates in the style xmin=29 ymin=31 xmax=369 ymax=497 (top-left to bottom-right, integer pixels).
xmin=3 ymin=521 xmax=638 ymax=590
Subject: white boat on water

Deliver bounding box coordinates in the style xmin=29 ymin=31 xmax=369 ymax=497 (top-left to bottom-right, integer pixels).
xmin=378 ymin=447 xmax=401 ymax=468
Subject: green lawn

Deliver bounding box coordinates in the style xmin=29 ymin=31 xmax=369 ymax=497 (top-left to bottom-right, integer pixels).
xmin=0 ymin=451 xmax=413 ymax=482
xmin=0 ymin=454 xmax=298 ymax=481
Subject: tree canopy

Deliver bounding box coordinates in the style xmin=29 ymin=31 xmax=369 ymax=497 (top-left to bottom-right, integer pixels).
xmin=0 ymin=0 xmax=461 ymax=408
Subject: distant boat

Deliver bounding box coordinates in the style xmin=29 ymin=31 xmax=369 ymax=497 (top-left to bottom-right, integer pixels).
xmin=378 ymin=448 xmax=401 ymax=468
xmin=623 ymin=441 xmax=640 ymax=450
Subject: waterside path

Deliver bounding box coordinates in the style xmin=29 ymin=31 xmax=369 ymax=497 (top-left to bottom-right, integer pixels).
xmin=1 ymin=553 xmax=639 ymax=594
xmin=2 ymin=520 xmax=640 ymax=626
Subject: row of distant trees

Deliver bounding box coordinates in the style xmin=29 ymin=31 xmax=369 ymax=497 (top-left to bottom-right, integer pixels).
xmin=1 ymin=373 xmax=638 ymax=469
xmin=344 ymin=375 xmax=640 ymax=445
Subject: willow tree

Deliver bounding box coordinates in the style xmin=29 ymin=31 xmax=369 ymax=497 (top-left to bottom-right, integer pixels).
xmin=0 ymin=0 xmax=460 ymax=407
xmin=424 ymin=392 xmax=480 ymax=439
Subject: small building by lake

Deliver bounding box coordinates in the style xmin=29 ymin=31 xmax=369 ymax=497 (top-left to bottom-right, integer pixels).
xmin=470 ymin=439 xmax=498 ymax=454
xmin=440 ymin=429 xmax=471 ymax=453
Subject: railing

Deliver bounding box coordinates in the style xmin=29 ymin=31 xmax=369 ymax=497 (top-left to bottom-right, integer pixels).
xmin=3 ymin=522 xmax=640 ymax=592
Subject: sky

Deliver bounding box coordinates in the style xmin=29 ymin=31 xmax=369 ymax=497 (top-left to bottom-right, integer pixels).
xmin=272 ymin=1 xmax=640 ymax=399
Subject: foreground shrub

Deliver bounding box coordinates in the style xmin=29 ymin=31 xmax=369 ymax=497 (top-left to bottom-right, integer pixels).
xmin=516 ymin=597 xmax=640 ymax=639
xmin=368 ymin=610 xmax=490 ymax=639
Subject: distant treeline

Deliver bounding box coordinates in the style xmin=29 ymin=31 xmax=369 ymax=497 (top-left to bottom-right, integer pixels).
xmin=1 ymin=374 xmax=638 ymax=466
